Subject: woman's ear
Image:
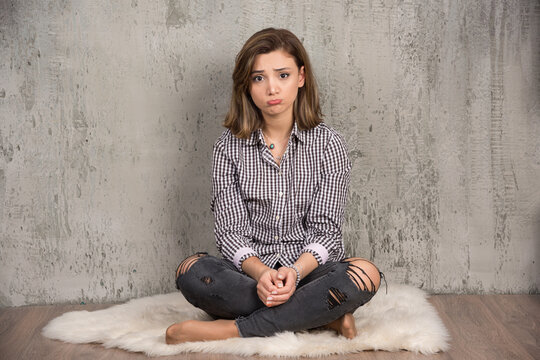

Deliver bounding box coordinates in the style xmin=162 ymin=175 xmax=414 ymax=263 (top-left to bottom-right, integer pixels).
xmin=298 ymin=66 xmax=305 ymax=88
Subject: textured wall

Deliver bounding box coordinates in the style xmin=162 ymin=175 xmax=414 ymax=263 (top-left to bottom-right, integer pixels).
xmin=0 ymin=0 xmax=538 ymax=306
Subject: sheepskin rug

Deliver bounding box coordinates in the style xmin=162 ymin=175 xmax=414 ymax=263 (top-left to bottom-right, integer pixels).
xmin=42 ymin=284 xmax=450 ymax=357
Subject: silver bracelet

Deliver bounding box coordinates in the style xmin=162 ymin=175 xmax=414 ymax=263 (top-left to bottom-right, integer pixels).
xmin=290 ymin=265 xmax=301 ymax=287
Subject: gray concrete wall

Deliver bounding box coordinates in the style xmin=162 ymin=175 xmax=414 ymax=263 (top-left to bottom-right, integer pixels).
xmin=0 ymin=0 xmax=538 ymax=306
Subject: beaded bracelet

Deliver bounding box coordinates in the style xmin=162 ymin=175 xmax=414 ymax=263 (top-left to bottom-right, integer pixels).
xmin=290 ymin=265 xmax=301 ymax=287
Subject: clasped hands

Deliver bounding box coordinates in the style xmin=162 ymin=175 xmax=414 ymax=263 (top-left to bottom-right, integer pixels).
xmin=256 ymin=266 xmax=297 ymax=307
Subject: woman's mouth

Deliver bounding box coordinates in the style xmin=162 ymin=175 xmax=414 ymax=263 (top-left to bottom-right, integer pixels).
xmin=267 ymin=99 xmax=282 ymax=105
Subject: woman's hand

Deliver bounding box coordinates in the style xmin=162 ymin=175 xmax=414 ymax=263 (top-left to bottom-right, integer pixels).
xmin=243 ymin=256 xmax=308 ymax=307
xmin=263 ymin=267 xmax=297 ymax=307
xmin=256 ymin=268 xmax=280 ymax=306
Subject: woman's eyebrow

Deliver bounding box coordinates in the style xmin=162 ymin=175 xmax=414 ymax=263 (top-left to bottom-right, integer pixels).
xmin=250 ymin=67 xmax=291 ymax=75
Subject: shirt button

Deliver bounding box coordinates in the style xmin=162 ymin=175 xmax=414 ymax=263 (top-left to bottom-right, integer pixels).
xmin=278 ymin=171 xmax=282 ymax=175
xmin=274 ymin=235 xmax=279 ymax=240
xmin=279 ymin=192 xmax=283 ymax=196
xmin=276 ymin=215 xmax=280 ymax=220
xmin=276 ymin=253 xmax=281 ymax=259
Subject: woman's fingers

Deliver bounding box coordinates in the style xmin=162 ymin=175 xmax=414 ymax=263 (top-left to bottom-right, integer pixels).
xmin=257 ymin=281 xmax=271 ymax=296
xmin=265 ymin=292 xmax=290 ymax=302
xmin=259 ymin=288 xmax=282 ymax=307
xmin=270 ymin=270 xmax=284 ymax=289
xmin=257 ymin=269 xmax=281 ymax=305
xmin=257 ymin=284 xmax=272 ymax=304
xmin=266 ymin=287 xmax=295 ymax=306
xmin=256 ymin=268 xmax=300 ymax=307
xmin=264 ymin=268 xmax=297 ymax=306
xmin=275 ymin=267 xmax=296 ymax=293
xmin=260 ymin=270 xmax=277 ymax=290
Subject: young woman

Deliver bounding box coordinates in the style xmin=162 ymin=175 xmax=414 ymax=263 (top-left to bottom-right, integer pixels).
xmin=166 ymin=28 xmax=384 ymax=344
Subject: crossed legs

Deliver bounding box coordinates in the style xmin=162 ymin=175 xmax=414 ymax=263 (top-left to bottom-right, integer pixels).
xmin=166 ymin=254 xmax=381 ymax=344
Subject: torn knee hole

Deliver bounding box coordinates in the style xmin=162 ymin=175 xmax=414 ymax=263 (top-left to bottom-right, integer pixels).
xmin=327 ymin=287 xmax=347 ymax=310
xmin=345 ymin=262 xmax=379 ymax=293
xmin=176 ymin=253 xmax=207 ymax=278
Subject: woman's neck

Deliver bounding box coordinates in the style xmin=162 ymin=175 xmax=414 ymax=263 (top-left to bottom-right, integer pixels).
xmin=261 ymin=114 xmax=294 ymax=140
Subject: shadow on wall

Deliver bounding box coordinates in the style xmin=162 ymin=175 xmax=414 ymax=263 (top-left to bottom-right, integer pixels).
xmin=169 ymin=55 xmax=230 ymax=260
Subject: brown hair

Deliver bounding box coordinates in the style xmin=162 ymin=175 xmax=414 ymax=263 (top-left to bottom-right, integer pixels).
xmin=223 ymin=28 xmax=323 ymax=138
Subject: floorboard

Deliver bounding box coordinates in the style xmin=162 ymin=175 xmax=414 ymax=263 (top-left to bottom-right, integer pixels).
xmin=0 ymin=295 xmax=538 ymax=360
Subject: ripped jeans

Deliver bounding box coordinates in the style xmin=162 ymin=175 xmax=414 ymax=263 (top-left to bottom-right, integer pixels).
xmin=175 ymin=252 xmax=385 ymax=338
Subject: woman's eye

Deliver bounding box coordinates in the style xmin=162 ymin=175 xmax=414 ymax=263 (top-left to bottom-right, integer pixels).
xmin=252 ymin=75 xmax=263 ymax=82
xmin=280 ymin=73 xmax=290 ymax=79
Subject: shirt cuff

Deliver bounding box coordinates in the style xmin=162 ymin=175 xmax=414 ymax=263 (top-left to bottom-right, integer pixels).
xmin=302 ymin=243 xmax=329 ymax=265
xmin=233 ymin=247 xmax=258 ymax=271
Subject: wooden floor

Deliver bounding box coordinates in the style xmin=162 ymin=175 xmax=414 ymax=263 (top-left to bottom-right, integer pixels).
xmin=0 ymin=295 xmax=538 ymax=360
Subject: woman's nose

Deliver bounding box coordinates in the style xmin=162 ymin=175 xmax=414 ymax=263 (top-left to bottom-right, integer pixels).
xmin=267 ymin=78 xmax=279 ymax=95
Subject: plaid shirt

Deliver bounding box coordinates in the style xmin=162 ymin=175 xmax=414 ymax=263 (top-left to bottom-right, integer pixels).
xmin=210 ymin=121 xmax=351 ymax=271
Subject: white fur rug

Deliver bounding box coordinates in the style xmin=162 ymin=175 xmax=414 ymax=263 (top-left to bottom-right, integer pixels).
xmin=42 ymin=284 xmax=450 ymax=357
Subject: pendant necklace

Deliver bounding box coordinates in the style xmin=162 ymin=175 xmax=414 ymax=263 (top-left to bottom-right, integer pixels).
xmin=262 ymin=130 xmax=290 ymax=150
xmin=262 ymin=129 xmax=291 ymax=161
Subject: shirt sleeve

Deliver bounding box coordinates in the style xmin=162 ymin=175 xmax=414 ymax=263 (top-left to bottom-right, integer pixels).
xmin=302 ymin=132 xmax=351 ymax=265
xmin=211 ymin=139 xmax=258 ymax=271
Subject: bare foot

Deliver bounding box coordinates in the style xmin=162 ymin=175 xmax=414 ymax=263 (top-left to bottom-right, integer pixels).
xmin=165 ymin=319 xmax=239 ymax=344
xmin=324 ymin=313 xmax=357 ymax=339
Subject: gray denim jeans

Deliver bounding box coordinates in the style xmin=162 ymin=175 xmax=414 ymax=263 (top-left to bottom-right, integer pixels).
xmin=175 ymin=252 xmax=384 ymax=337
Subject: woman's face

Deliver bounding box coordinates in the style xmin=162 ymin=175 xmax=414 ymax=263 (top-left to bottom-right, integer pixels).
xmin=249 ymin=49 xmax=305 ymax=122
